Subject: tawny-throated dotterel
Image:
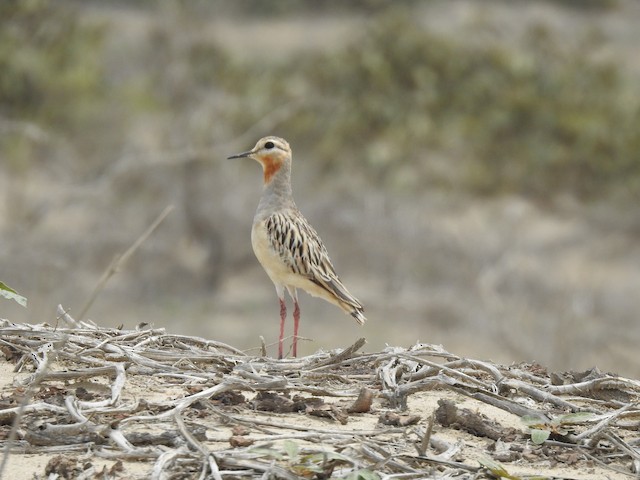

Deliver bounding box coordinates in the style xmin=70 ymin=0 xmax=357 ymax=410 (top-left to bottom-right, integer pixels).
xmin=228 ymin=136 xmax=366 ymax=358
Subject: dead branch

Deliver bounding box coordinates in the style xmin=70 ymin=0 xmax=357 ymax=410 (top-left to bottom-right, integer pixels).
xmin=77 ymin=205 xmax=174 ymax=320
xmin=0 ymin=323 xmax=638 ymax=479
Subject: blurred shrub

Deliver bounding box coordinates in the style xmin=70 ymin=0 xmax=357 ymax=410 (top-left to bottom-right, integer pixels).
xmin=204 ymin=0 xmax=420 ymax=16
xmin=209 ymin=13 xmax=640 ymax=200
xmin=0 ymin=0 xmax=105 ymax=124
xmin=4 ymin=2 xmax=636 ymax=201
xmin=305 ymin=15 xmax=640 ymax=199
xmin=0 ymin=0 xmax=106 ymax=172
xmin=543 ymin=0 xmax=618 ymax=9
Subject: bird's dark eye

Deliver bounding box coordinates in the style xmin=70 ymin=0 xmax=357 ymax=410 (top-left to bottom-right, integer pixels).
xmin=264 ymin=141 xmax=275 ymax=149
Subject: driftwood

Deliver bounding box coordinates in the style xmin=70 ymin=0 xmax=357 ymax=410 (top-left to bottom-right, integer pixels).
xmin=0 ymin=309 xmax=639 ymax=479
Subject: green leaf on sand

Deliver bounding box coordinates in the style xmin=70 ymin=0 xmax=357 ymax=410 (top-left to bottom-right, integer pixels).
xmin=0 ymin=281 xmax=27 ymax=307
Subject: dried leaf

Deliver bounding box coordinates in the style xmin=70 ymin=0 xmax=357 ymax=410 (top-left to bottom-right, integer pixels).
xmin=230 ymin=435 xmax=254 ymax=447
xmin=378 ymin=411 xmax=420 ymax=427
xmin=347 ymin=387 xmax=374 ymax=413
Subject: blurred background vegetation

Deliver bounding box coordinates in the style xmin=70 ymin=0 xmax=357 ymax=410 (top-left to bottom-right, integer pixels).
xmin=1 ymin=0 xmax=639 ymax=375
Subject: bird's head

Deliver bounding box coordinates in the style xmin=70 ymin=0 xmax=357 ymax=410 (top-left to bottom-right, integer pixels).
xmin=228 ymin=136 xmax=291 ymax=185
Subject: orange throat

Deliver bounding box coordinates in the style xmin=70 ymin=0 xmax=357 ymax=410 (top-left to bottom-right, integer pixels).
xmin=261 ymin=155 xmax=283 ymax=184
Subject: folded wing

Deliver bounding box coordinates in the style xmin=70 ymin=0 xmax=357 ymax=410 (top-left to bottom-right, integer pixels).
xmin=265 ymin=210 xmax=365 ymax=320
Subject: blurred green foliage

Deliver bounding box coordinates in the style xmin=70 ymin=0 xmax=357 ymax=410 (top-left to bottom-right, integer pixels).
xmin=183 ymin=0 xmax=420 ymax=16
xmin=0 ymin=0 xmax=105 ymax=125
xmin=0 ymin=0 xmax=106 ymax=173
xmin=203 ymin=13 xmax=639 ymax=200
xmin=160 ymin=0 xmax=617 ymax=17
xmin=2 ymin=2 xmax=638 ymax=201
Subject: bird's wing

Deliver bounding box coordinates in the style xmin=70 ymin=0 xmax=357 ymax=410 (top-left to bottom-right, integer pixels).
xmin=265 ymin=210 xmax=364 ymax=310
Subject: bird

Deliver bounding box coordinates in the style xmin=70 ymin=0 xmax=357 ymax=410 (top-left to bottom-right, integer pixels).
xmin=228 ymin=136 xmax=366 ymax=359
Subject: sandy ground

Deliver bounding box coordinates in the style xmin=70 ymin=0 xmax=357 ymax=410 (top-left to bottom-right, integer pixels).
xmin=0 ymin=324 xmax=637 ymax=479
xmin=0 ymin=365 xmax=632 ymax=480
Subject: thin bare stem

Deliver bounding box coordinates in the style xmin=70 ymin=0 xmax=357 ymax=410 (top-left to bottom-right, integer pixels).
xmin=78 ymin=205 xmax=174 ymax=320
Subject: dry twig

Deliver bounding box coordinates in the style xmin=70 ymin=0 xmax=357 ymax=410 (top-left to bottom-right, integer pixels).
xmin=0 ymin=321 xmax=638 ymax=479
xmin=78 ymin=205 xmax=174 ymax=320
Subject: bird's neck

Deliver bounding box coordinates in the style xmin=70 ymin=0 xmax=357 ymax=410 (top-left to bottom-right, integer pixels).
xmin=256 ymin=161 xmax=295 ymax=217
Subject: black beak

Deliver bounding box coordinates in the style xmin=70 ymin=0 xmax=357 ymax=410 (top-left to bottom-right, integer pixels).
xmin=227 ymin=149 xmax=254 ymax=159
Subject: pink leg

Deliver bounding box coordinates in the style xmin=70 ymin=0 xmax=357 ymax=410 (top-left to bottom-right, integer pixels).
xmin=292 ymin=299 xmax=300 ymax=357
xmin=278 ymin=298 xmax=286 ymax=359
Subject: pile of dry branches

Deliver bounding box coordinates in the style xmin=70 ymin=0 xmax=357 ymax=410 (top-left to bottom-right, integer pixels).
xmin=0 ymin=306 xmax=639 ymax=479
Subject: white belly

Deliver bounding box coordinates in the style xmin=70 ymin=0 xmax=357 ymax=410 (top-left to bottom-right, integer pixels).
xmin=251 ymin=220 xmax=290 ymax=287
